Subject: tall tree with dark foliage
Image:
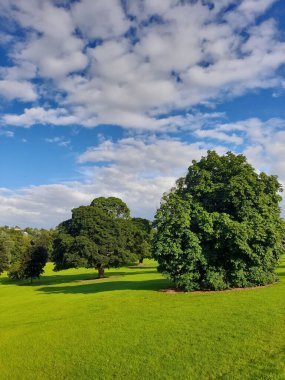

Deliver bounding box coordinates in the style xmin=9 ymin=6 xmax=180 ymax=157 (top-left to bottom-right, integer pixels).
xmin=53 ymin=197 xmax=136 ymax=278
xmin=152 ymin=151 xmax=285 ymax=291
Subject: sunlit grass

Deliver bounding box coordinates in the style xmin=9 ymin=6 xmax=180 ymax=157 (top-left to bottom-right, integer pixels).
xmin=1 ymin=258 xmax=284 ymax=379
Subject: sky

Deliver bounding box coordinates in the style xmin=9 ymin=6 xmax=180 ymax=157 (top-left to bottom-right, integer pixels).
xmin=0 ymin=0 xmax=285 ymax=228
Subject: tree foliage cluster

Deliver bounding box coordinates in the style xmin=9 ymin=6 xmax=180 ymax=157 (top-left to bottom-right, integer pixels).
xmin=152 ymin=151 xmax=285 ymax=290
xmin=53 ymin=197 xmax=151 ymax=278
xmin=0 ymin=227 xmax=52 ymax=281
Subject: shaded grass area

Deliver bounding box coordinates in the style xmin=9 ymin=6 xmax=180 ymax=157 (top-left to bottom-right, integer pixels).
xmin=0 ymin=258 xmax=285 ymax=380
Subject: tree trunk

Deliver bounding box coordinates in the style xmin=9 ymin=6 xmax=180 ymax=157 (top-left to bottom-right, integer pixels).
xmin=139 ymin=257 xmax=144 ymax=264
xmin=98 ymin=267 xmax=105 ymax=278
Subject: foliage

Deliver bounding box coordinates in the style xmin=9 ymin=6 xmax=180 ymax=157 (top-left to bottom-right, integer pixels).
xmin=53 ymin=197 xmax=136 ymax=277
xmin=0 ymin=231 xmax=13 ymax=274
xmin=152 ymin=151 xmax=285 ymax=291
xmin=30 ymin=229 xmax=54 ymax=260
xmin=6 ymin=232 xmax=49 ymax=281
xmin=90 ymin=196 xmax=130 ymax=219
xmin=131 ymin=217 xmax=152 ymax=263
xmin=8 ymin=260 xmax=24 ymax=280
xmin=1 ymin=227 xmax=32 ymax=264
xmin=21 ymin=243 xmax=48 ymax=282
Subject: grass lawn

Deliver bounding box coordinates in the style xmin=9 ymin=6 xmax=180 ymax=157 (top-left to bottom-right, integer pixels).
xmin=0 ymin=258 xmax=285 ymax=380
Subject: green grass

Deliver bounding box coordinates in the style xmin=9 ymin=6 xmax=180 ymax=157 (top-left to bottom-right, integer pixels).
xmin=1 ymin=258 xmax=285 ymax=380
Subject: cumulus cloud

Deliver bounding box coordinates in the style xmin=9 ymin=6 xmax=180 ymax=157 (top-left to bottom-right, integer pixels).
xmin=0 ymin=0 xmax=284 ymax=129
xmin=78 ymin=136 xmax=217 ymax=175
xmin=7 ymin=1 xmax=88 ymax=78
xmin=0 ymin=80 xmax=37 ymax=101
xmin=0 ymin=184 xmax=91 ymax=228
xmin=3 ymin=107 xmax=78 ymax=127
xmin=1 ymin=115 xmax=285 ymax=228
xmin=0 ymin=1 xmax=285 ymax=227
xmin=0 ymin=136 xmax=220 ymax=227
xmin=72 ymin=0 xmax=130 ymax=40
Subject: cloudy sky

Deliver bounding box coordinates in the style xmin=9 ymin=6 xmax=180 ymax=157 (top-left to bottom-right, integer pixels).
xmin=0 ymin=0 xmax=285 ymax=228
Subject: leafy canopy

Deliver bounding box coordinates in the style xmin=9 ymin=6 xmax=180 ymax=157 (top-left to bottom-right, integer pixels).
xmin=152 ymin=151 xmax=285 ymax=291
xmin=21 ymin=243 xmax=48 ymax=282
xmin=7 ymin=235 xmax=48 ymax=281
xmin=0 ymin=231 xmax=13 ymax=274
xmin=131 ymin=218 xmax=153 ymax=264
xmin=53 ymin=197 xmax=136 ymax=277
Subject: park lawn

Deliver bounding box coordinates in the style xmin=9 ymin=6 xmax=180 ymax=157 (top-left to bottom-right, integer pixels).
xmin=0 ymin=258 xmax=285 ymax=380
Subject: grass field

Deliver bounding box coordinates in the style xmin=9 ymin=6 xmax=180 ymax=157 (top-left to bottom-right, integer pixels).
xmin=1 ymin=258 xmax=285 ymax=380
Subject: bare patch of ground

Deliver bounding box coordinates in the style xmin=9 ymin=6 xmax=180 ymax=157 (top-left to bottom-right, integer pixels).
xmin=160 ymin=288 xmax=186 ymax=293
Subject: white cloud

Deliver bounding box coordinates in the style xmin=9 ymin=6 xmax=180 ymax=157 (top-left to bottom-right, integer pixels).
xmin=72 ymin=0 xmax=130 ymax=40
xmin=226 ymin=0 xmax=278 ymax=28
xmin=3 ymin=107 xmax=78 ymax=127
xmin=0 ymin=1 xmax=285 ymax=227
xmin=0 ymin=129 xmax=14 ymax=137
xmin=45 ymin=136 xmax=70 ymax=147
xmin=0 ymin=80 xmax=37 ymax=101
xmin=0 ymin=0 xmax=284 ymax=129
xmin=2 ymin=0 xmax=88 ymax=79
xmin=78 ymin=137 xmax=213 ymax=175
xmin=0 ymin=183 xmax=91 ymax=228
xmin=0 ymin=136 xmax=220 ymax=227
xmin=0 ymin=33 xmax=13 ymax=45
xmin=1 ymin=115 xmax=285 ymax=227
xmin=194 ymin=129 xmax=243 ymax=145
xmin=0 ymin=62 xmax=36 ymax=81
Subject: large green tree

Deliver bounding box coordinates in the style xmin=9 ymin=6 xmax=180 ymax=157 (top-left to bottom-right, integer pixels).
xmin=8 ymin=235 xmax=48 ymax=281
xmin=152 ymin=151 xmax=285 ymax=291
xmin=53 ymin=197 xmax=136 ymax=278
xmin=21 ymin=243 xmax=48 ymax=283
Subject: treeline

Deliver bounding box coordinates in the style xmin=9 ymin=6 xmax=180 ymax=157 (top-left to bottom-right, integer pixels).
xmin=0 ymin=199 xmax=153 ymax=282
xmin=1 ymin=151 xmax=285 ymax=290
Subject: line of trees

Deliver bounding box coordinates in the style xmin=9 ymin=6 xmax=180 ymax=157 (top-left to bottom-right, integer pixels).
xmin=0 ymin=151 xmax=284 ymax=290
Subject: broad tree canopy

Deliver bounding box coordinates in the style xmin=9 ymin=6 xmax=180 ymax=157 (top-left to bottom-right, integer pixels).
xmin=53 ymin=197 xmax=136 ymax=277
xmin=90 ymin=197 xmax=130 ymax=219
xmin=152 ymin=151 xmax=285 ymax=291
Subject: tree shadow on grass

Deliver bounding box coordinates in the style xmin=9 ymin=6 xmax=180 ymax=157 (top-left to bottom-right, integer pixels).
xmin=37 ymin=278 xmax=170 ymax=295
xmin=0 ymin=269 xmax=158 ymax=287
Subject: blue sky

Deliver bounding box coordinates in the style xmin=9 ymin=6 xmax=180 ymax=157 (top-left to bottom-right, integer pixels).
xmin=0 ymin=0 xmax=285 ymax=227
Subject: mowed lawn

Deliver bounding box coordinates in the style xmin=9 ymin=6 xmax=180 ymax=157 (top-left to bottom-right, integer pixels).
xmin=0 ymin=259 xmax=285 ymax=380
